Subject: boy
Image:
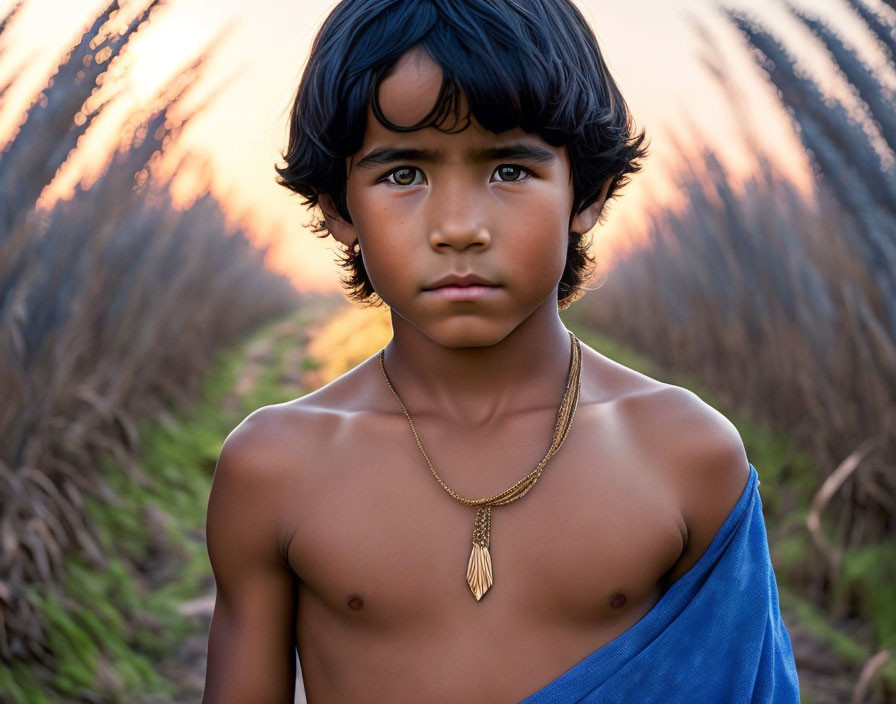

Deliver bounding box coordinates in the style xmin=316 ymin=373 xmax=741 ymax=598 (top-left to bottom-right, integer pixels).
xmin=203 ymin=1 xmax=799 ymax=702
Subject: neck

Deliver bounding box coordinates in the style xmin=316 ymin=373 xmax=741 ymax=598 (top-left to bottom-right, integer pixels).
xmin=381 ymin=302 xmax=574 ymax=429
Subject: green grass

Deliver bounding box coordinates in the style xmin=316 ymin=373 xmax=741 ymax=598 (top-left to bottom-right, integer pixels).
xmin=0 ymin=309 xmax=311 ymax=703
xmin=839 ymin=544 xmax=896 ymax=651
xmin=779 ymin=587 xmax=870 ymax=665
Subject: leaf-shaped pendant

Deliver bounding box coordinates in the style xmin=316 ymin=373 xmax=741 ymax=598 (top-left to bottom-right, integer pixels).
xmin=466 ymin=542 xmax=493 ymax=601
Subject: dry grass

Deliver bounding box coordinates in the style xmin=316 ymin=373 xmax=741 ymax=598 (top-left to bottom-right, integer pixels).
xmin=0 ymin=0 xmax=298 ymax=682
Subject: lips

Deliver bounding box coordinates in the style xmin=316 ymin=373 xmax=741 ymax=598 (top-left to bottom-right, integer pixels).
xmin=422 ymin=273 xmax=499 ymax=290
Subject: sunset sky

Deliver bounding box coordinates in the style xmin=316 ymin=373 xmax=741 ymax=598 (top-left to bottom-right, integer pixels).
xmin=0 ymin=0 xmax=889 ymax=292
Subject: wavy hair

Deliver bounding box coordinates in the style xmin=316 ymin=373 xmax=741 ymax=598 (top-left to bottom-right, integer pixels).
xmin=275 ymin=0 xmax=649 ymax=308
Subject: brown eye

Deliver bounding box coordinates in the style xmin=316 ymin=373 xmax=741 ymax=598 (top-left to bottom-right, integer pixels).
xmin=386 ymin=167 xmax=423 ymax=186
xmin=493 ymin=165 xmax=526 ymax=182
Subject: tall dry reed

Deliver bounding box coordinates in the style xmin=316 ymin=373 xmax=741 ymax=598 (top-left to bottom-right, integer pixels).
xmin=0 ymin=0 xmax=298 ymax=675
xmin=578 ymin=0 xmax=895 ymax=646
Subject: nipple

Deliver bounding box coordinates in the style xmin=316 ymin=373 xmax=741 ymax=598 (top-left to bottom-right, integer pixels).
xmin=609 ymin=592 xmax=627 ymax=609
xmin=347 ymin=595 xmax=365 ymax=611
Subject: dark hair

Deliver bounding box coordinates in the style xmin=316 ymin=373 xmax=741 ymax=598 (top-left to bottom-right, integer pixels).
xmin=275 ymin=0 xmax=648 ymax=309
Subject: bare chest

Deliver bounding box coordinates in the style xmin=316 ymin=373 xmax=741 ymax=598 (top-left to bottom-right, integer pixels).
xmin=289 ymin=451 xmax=682 ymax=618
xmin=283 ymin=405 xmax=686 ymax=702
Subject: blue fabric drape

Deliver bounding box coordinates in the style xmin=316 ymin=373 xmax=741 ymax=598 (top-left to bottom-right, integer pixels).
xmin=519 ymin=463 xmax=800 ymax=703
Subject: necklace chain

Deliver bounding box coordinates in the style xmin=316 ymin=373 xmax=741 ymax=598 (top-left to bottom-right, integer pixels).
xmin=378 ymin=331 xmax=583 ymax=600
xmin=378 ymin=330 xmax=582 ymax=506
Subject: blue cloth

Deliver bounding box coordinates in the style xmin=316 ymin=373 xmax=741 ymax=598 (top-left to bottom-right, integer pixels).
xmin=519 ymin=463 xmax=800 ymax=703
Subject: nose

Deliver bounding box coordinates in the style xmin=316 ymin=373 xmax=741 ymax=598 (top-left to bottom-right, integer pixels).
xmin=426 ymin=179 xmax=491 ymax=252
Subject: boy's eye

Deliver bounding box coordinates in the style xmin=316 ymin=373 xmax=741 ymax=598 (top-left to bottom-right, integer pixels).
xmin=491 ymin=165 xmax=530 ymax=183
xmin=384 ymin=167 xmax=424 ymax=187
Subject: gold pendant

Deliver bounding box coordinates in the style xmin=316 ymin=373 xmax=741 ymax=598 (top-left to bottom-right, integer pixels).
xmin=467 ymin=506 xmax=493 ymax=600
xmin=466 ymin=543 xmax=493 ymax=601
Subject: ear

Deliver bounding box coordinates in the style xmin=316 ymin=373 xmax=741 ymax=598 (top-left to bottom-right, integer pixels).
xmin=318 ymin=193 xmax=358 ymax=247
xmin=570 ymin=177 xmax=613 ymax=235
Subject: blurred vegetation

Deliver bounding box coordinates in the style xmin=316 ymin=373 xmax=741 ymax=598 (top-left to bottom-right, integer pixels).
xmin=0 ymin=311 xmax=315 ymax=703
xmin=573 ymin=2 xmax=896 ymax=700
xmin=0 ymin=1 xmax=299 ymax=701
xmin=303 ymin=304 xmax=393 ymax=387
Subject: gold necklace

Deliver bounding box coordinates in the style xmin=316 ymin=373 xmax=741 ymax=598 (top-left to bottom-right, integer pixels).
xmin=378 ymin=331 xmax=582 ymax=601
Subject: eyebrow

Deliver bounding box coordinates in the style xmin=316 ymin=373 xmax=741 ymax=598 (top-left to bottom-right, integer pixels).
xmin=354 ymin=143 xmax=557 ymax=170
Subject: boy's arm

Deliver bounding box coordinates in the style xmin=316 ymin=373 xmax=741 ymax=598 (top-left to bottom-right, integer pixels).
xmin=656 ymin=387 xmax=752 ymax=587
xmin=203 ymin=411 xmax=298 ymax=704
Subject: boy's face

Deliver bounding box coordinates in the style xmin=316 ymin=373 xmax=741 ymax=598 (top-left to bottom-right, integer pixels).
xmin=323 ymin=48 xmax=602 ymax=348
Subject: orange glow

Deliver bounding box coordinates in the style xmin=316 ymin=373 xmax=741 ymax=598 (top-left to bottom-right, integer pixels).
xmin=2 ymin=0 xmax=866 ymax=293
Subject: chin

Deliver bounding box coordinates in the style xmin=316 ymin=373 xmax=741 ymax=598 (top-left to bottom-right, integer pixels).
xmin=418 ymin=317 xmax=518 ymax=349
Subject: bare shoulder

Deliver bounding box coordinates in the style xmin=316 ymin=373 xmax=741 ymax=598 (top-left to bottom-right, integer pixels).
xmin=579 ymin=343 xmax=748 ymax=485
xmin=632 ymin=381 xmax=750 ymax=494
xmin=289 ymin=350 xmax=387 ymax=415
xmin=216 ymin=402 xmax=316 ymax=492
xmin=213 ymin=357 xmax=388 ymax=524
xmin=209 ymin=399 xmax=338 ymax=544
xmin=648 ymin=384 xmax=751 ymax=582
xmin=579 ymin=344 xmax=751 ymax=582
xmin=221 ymin=352 xmax=384 ymax=463
xmin=210 ymin=404 xmax=314 ymax=559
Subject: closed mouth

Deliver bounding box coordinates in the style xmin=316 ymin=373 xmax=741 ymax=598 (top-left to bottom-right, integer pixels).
xmin=423 ymin=273 xmax=500 ymax=290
